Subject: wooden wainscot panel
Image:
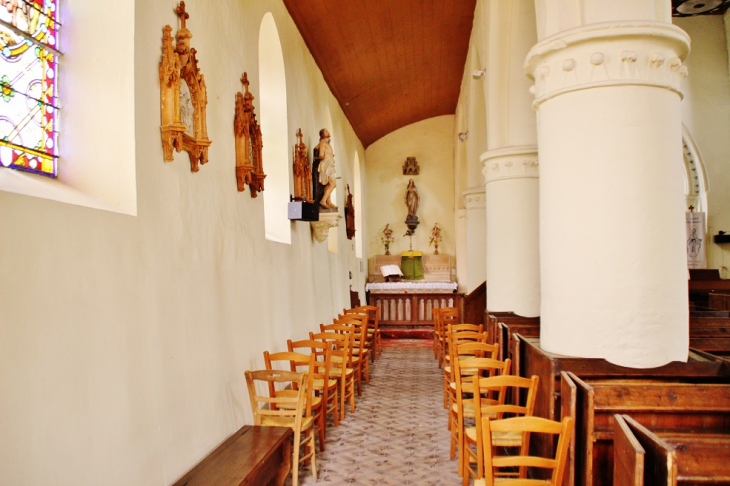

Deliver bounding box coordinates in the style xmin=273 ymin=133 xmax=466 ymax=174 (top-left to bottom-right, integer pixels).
xmin=159 ymin=2 xmax=211 ymax=173
xmin=234 ymin=73 xmax=265 ymax=196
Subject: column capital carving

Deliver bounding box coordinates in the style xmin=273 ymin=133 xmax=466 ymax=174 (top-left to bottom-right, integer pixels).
xmin=481 ymin=146 xmax=538 ymax=184
xmin=462 ymin=186 xmax=486 ymax=209
xmin=524 ymin=22 xmax=690 ymax=109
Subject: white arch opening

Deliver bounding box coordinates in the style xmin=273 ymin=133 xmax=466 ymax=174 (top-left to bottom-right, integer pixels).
xmin=354 ymin=151 xmax=363 ymax=259
xmin=259 ymin=13 xmax=291 ymax=244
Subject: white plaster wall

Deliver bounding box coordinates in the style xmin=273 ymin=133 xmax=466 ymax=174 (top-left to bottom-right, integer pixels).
xmin=365 ymin=116 xmax=455 ymax=260
xmin=676 ymin=16 xmax=730 ymax=275
xmin=0 ymin=0 xmax=362 ymax=484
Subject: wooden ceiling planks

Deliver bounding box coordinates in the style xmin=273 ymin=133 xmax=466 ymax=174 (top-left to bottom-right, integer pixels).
xmin=283 ymin=0 xmax=476 ymax=147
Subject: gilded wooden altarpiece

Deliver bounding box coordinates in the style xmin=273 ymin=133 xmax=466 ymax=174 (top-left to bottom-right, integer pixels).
xmin=159 ymin=2 xmax=211 ymax=173
xmin=234 ymin=73 xmax=266 ymax=197
xmin=293 ymin=128 xmax=313 ymax=202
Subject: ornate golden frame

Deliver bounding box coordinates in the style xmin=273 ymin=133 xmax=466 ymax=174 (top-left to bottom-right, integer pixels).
xmin=234 ymin=73 xmax=266 ymax=197
xmin=159 ymin=2 xmax=211 ymax=173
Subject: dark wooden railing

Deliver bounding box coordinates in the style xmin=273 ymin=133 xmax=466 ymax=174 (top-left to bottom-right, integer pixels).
xmin=369 ymin=293 xmax=465 ymax=325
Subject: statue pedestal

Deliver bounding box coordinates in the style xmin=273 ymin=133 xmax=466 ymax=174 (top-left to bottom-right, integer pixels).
xmin=311 ymin=211 xmax=341 ymax=243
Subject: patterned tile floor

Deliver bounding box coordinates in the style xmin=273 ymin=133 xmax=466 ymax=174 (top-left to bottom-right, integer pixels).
xmin=290 ymin=339 xmax=461 ymax=485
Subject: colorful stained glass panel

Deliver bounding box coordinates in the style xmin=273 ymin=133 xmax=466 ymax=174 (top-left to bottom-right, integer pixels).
xmin=0 ymin=0 xmax=59 ymax=177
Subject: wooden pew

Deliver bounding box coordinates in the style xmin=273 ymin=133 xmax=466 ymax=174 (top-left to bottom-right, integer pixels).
xmin=172 ymin=425 xmax=292 ymax=486
xmin=561 ymin=372 xmax=730 ymax=486
xmin=497 ymin=320 xmax=539 ymax=363
xmin=486 ymin=313 xmax=540 ymax=361
xmin=514 ymin=336 xmax=730 ymax=483
xmin=614 ymin=414 xmax=730 ymax=485
xmin=690 ymin=316 xmax=730 ymax=357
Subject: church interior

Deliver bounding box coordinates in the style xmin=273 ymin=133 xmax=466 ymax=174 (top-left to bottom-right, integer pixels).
xmin=2 ymin=0 xmax=730 ymax=484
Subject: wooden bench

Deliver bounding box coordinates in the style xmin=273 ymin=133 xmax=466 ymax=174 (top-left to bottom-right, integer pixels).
xmin=514 ymin=336 xmax=730 ymax=482
xmin=172 ymin=425 xmax=292 ymax=486
xmin=614 ymin=414 xmax=730 ymax=485
xmin=690 ymin=316 xmax=730 ymax=357
xmin=561 ymin=372 xmax=730 ymax=486
xmin=485 ymin=313 xmax=539 ymax=361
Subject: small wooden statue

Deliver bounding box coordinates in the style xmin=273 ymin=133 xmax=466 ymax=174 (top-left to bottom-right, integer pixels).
xmin=293 ymin=128 xmax=313 ymax=202
xmin=345 ymin=184 xmax=355 ymax=239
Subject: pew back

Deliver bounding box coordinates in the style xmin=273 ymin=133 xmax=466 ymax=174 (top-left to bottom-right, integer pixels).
xmin=561 ymin=371 xmax=730 ymax=486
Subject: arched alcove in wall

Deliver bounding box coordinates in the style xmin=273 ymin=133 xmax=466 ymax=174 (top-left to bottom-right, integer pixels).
xmin=354 ymin=151 xmax=363 ymax=258
xmin=259 ymin=13 xmax=291 ymax=244
xmin=682 ymin=126 xmax=709 ymax=217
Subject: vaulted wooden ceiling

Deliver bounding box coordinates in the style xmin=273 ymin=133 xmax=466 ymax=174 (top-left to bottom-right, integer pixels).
xmin=283 ymin=0 xmax=477 ymax=148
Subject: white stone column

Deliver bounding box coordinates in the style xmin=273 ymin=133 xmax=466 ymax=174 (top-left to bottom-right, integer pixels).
xmin=462 ymin=187 xmax=486 ymax=293
xmin=482 ymin=0 xmax=541 ymax=317
xmin=526 ymin=3 xmax=690 ymax=367
xmin=483 ymin=147 xmax=540 ymax=317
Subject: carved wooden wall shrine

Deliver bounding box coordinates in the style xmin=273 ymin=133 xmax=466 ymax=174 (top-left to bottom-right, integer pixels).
xmin=403 ymin=156 xmax=420 ymax=175
xmin=345 ymin=184 xmax=355 ymax=240
xmin=234 ymin=73 xmax=265 ymax=196
xmin=292 ymin=128 xmax=313 ymax=202
xmin=159 ymin=2 xmax=212 ymax=173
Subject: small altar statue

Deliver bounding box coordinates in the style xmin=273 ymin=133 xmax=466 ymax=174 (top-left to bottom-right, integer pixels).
xmin=405 ymin=178 xmax=420 ymax=234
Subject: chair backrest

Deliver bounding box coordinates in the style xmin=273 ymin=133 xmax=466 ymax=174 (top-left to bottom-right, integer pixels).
xmin=473 ymin=374 xmax=540 ymax=456
xmin=442 ymin=307 xmax=460 ymax=324
xmin=448 ymin=328 xmax=488 ymax=358
xmin=481 ymin=416 xmax=574 ymax=485
xmin=346 ymin=305 xmax=380 ymax=334
xmin=288 ymin=338 xmax=329 ymax=361
xmin=444 ymin=323 xmax=487 ymax=355
xmin=318 ymin=324 xmax=358 ymax=363
xmin=453 ymin=356 xmax=511 ymax=388
xmin=455 ymin=341 xmax=499 ymax=360
xmin=245 ymin=368 xmax=312 ymax=427
xmin=263 ymin=350 xmax=315 ymax=400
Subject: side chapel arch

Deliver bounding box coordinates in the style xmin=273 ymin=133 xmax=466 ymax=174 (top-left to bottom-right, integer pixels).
xmin=259 ymin=12 xmax=290 ymax=244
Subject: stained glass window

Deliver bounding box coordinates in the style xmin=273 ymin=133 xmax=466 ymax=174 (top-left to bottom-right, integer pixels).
xmin=0 ymin=0 xmax=60 ymax=177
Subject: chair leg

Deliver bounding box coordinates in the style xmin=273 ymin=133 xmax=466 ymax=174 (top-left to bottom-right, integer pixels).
xmin=318 ymin=409 xmax=326 ymax=452
xmin=340 ymin=381 xmax=347 ymax=420
xmin=355 ymin=363 xmax=362 ymax=396
xmin=333 ymin=389 xmax=340 ymax=427
xmin=292 ymin=429 xmax=301 ymax=486
xmin=308 ymin=429 xmax=318 ymax=481
xmin=364 ymin=356 xmax=370 ymax=385
xmin=349 ymin=379 xmax=356 ymax=412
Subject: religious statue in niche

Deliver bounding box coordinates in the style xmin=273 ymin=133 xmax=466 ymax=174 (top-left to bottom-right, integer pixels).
xmin=234 ymin=73 xmax=266 ymax=196
xmin=159 ymin=2 xmax=212 ymax=173
xmin=403 ymin=156 xmax=420 ymax=175
xmin=405 ymin=178 xmax=420 ymax=234
xmin=292 ymin=128 xmax=313 ymax=202
xmin=313 ymin=128 xmax=337 ymax=210
xmin=345 ymin=184 xmax=355 ymax=240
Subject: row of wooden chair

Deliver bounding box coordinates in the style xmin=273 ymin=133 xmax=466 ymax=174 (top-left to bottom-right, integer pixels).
xmin=433 ymin=307 xmax=573 ymax=486
xmin=245 ymin=305 xmax=381 ymax=486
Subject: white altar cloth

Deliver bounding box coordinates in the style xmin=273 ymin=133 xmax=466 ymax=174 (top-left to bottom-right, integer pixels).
xmin=365 ymin=282 xmax=458 ymax=293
